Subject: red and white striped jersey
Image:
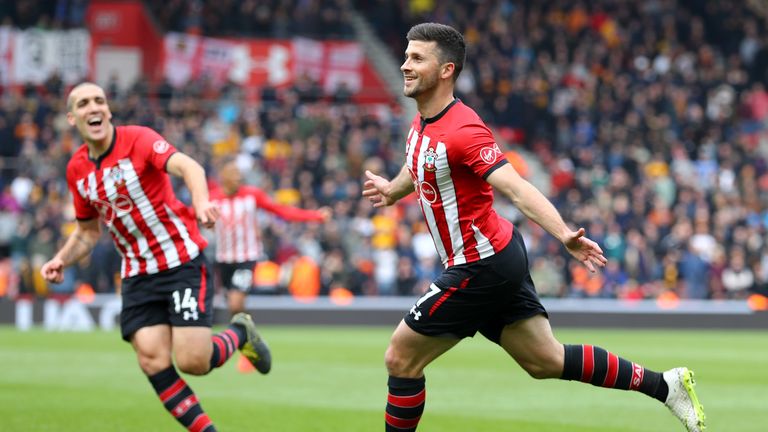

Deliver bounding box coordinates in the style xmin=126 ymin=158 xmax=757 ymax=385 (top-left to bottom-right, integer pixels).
xmin=66 ymin=126 xmax=207 ymax=278
xmin=405 ymin=99 xmax=513 ymax=268
xmin=209 ymin=185 xmax=325 ymax=264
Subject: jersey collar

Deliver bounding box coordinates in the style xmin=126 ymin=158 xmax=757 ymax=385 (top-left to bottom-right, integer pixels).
xmin=421 ymin=98 xmax=459 ymax=124
xmin=89 ymin=126 xmax=117 ymax=168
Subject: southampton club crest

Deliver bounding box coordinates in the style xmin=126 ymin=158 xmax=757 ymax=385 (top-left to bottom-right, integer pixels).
xmin=423 ymin=147 xmax=438 ymax=172
xmin=110 ymin=166 xmax=126 ymax=188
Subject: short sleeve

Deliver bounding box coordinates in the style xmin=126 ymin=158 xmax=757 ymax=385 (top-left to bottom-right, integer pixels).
xmin=66 ymin=167 xmax=98 ymax=220
xmin=453 ymin=123 xmax=507 ymax=179
xmin=132 ymin=126 xmax=178 ymax=171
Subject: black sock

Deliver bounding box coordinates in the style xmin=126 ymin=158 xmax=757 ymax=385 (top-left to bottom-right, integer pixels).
xmin=561 ymin=344 xmax=668 ymax=402
xmin=385 ymin=376 xmax=426 ymax=431
xmin=210 ymin=324 xmax=246 ymax=370
xmin=148 ymin=366 xmax=217 ymax=432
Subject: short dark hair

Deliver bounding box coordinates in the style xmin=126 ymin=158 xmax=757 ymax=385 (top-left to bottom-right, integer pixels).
xmin=406 ymin=22 xmax=466 ymax=81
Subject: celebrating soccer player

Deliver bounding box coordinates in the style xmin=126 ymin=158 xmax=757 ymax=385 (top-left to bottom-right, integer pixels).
xmin=362 ymin=23 xmax=706 ymax=432
xmin=41 ymin=82 xmax=272 ymax=431
xmin=210 ymin=156 xmax=330 ymax=316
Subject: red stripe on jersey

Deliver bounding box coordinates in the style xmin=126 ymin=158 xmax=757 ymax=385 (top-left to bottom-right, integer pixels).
xmin=387 ymin=389 xmax=425 ymax=408
xmin=94 ymin=173 xmax=144 ymax=275
xmin=428 ymin=278 xmax=469 ymax=316
xmin=630 ymin=362 xmax=645 ymax=390
xmin=131 ymin=206 xmax=168 ymax=271
xmin=582 ymin=345 xmax=595 ymax=383
xmin=385 ymin=413 xmax=421 ymax=430
xmin=155 ymin=204 xmax=191 ymax=264
xmin=198 ymin=264 xmax=207 ymax=313
xmin=159 ymin=379 xmax=185 ymax=403
xmin=603 ymin=352 xmax=619 ymax=387
xmin=420 ymin=143 xmax=455 ymax=267
xmin=189 ymin=413 xmax=213 ymax=432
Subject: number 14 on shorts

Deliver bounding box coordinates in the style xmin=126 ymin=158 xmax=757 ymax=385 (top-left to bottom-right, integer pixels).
xmin=172 ymin=288 xmax=199 ymax=321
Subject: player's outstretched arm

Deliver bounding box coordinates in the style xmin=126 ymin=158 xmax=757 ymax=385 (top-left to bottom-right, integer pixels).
xmin=362 ymin=165 xmax=415 ymax=208
xmin=41 ymin=218 xmax=101 ymax=283
xmin=166 ymin=152 xmax=220 ymax=228
xmin=486 ymin=164 xmax=607 ymax=272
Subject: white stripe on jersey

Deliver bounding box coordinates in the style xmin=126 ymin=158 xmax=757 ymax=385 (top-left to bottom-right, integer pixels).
xmin=165 ymin=204 xmax=201 ymax=260
xmin=215 ymin=195 xmax=262 ymax=263
xmin=242 ymin=196 xmax=260 ymax=261
xmin=433 ymin=141 xmax=465 ymax=265
xmin=100 ymin=165 xmax=152 ymax=276
xmin=414 ymin=135 xmax=449 ymax=264
xmin=233 ymin=197 xmax=247 ymax=261
xmin=119 ymin=160 xmax=178 ymax=271
xmin=471 ymin=222 xmax=494 ymax=259
xmin=87 ymin=172 xmax=140 ymax=277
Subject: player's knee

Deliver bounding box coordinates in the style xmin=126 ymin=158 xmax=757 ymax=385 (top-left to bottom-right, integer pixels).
xmin=176 ymin=354 xmax=211 ymax=376
xmin=384 ymin=345 xmax=420 ymax=377
xmin=136 ymin=352 xmax=171 ymax=376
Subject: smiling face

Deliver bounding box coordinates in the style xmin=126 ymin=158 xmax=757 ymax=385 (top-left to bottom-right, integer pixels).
xmin=66 ymin=83 xmax=113 ymax=146
xmin=400 ymin=40 xmax=444 ymax=100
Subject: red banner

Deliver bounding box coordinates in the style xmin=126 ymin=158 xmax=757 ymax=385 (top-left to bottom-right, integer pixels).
xmin=162 ymin=34 xmax=393 ymax=104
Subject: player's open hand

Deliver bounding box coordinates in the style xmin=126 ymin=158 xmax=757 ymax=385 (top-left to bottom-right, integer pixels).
xmin=196 ymin=201 xmax=220 ymax=229
xmin=362 ymin=170 xmax=395 ymax=208
xmin=40 ymin=258 xmax=65 ymax=283
xmin=563 ymin=227 xmax=607 ymax=272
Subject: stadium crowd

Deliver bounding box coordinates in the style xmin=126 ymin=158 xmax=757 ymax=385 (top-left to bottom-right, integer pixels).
xmin=1 ymin=0 xmax=768 ymax=301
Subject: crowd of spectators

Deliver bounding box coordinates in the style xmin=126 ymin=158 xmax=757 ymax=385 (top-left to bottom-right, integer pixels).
xmin=2 ymin=0 xmax=768 ymax=302
xmin=144 ymin=0 xmax=355 ymax=40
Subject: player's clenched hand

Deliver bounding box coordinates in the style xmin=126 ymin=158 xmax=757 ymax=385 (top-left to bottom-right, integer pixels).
xmin=196 ymin=201 xmax=220 ymax=228
xmin=318 ymin=206 xmax=333 ymax=221
xmin=563 ymin=227 xmax=607 ymax=273
xmin=40 ymin=258 xmax=65 ymax=283
xmin=362 ymin=170 xmax=395 ymax=208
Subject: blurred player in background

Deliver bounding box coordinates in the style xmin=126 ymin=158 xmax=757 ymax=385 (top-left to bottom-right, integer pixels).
xmin=210 ymin=156 xmax=330 ymax=316
xmin=41 ymin=82 xmax=271 ymax=432
xmin=363 ymin=23 xmax=706 ymax=432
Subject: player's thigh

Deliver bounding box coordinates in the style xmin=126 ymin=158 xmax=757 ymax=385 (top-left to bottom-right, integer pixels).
xmin=386 ymin=319 xmax=460 ymax=377
xmin=130 ymin=324 xmax=173 ymax=375
xmin=498 ymin=314 xmax=564 ymax=378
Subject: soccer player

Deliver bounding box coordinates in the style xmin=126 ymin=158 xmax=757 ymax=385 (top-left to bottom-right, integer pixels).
xmin=40 ymin=82 xmax=272 ymax=432
xmin=362 ymin=23 xmax=706 ymax=432
xmin=210 ymin=157 xmax=330 ymax=316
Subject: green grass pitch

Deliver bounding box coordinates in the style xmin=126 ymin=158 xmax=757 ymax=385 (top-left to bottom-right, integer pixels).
xmin=0 ymin=325 xmax=764 ymax=431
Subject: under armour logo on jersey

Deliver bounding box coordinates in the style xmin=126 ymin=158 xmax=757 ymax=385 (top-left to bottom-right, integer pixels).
xmin=409 ymin=305 xmax=422 ymax=321
xmin=183 ymin=310 xmax=199 ymax=321
xmin=423 ymin=147 xmax=438 ymax=172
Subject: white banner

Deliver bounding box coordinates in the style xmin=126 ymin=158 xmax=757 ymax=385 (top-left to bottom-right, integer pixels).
xmin=11 ymin=28 xmax=91 ymax=85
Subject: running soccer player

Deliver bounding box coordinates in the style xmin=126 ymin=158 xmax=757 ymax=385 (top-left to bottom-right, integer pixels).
xmin=362 ymin=23 xmax=706 ymax=432
xmin=210 ymin=157 xmax=330 ymax=316
xmin=41 ymin=82 xmax=271 ymax=431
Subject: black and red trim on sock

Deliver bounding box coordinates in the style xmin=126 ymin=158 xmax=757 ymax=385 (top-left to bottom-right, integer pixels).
xmin=385 ymin=376 xmax=426 ymax=431
xmin=561 ymin=344 xmax=668 ymax=402
xmin=148 ymin=366 xmax=217 ymax=432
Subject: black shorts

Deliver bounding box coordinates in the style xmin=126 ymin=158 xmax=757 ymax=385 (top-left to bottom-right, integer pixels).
xmin=404 ymin=228 xmax=547 ymax=344
xmin=120 ymin=254 xmax=215 ymax=341
xmin=215 ymin=261 xmax=257 ymax=292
